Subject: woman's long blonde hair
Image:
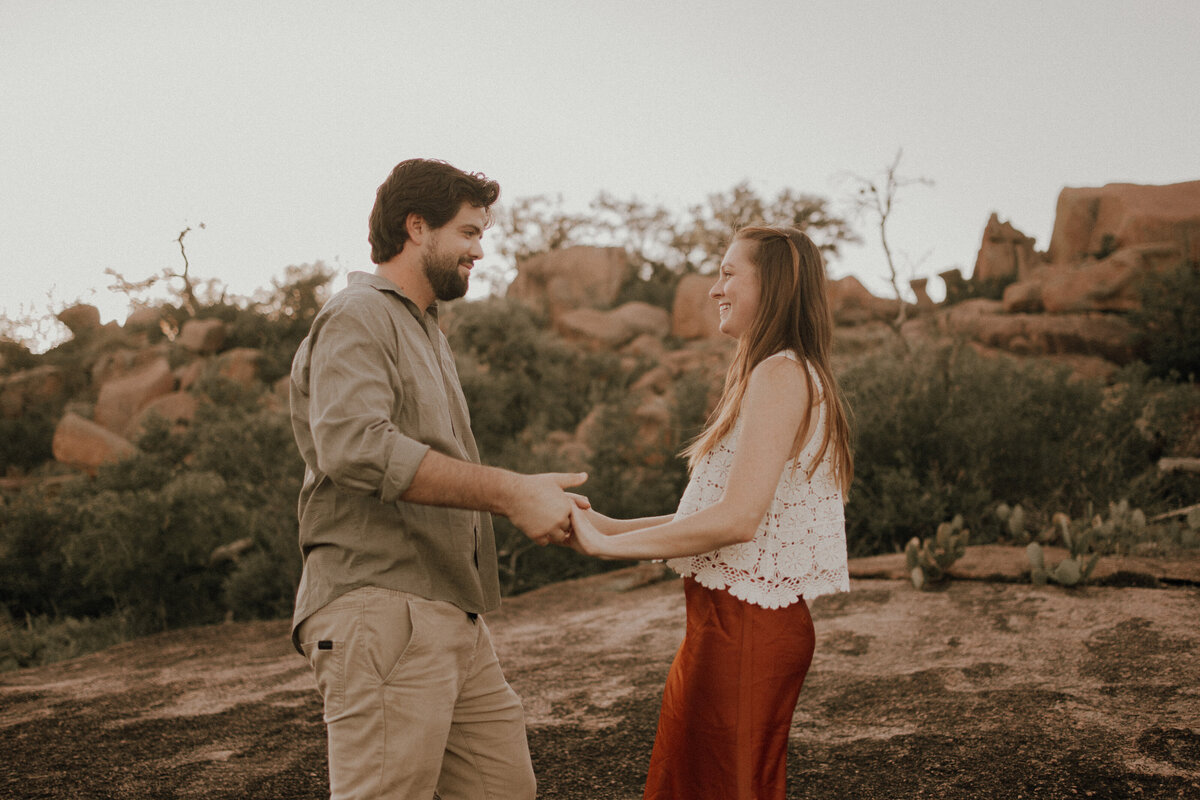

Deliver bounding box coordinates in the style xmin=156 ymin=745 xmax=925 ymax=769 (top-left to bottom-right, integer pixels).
xmin=681 ymin=225 xmax=854 ymax=493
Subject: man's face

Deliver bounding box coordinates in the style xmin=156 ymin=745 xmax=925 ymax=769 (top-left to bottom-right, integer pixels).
xmin=422 ymin=202 xmax=487 ymax=302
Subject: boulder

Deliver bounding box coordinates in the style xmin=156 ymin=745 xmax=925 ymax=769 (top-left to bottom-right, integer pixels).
xmin=670 ymin=273 xmax=722 ymax=340
xmin=1047 ymin=180 xmax=1200 ymax=264
xmin=827 ymin=275 xmax=901 ymax=324
xmin=56 ymin=304 xmax=101 ymax=335
xmin=124 ymin=307 xmax=163 ymax=331
xmin=506 ymin=246 xmax=631 ymax=320
xmin=1042 ymin=243 xmax=1187 ymax=313
xmin=942 ymin=303 xmax=1136 ymax=363
xmin=0 ymin=365 xmax=68 ymax=419
xmin=632 ymin=395 xmax=672 ymax=465
xmin=127 ymin=391 xmax=199 ymax=437
xmin=177 ymin=318 xmax=226 ymax=354
xmin=217 ymin=347 xmax=263 ymax=387
xmin=94 ymin=357 xmax=175 ymax=435
xmin=1001 ymin=274 xmax=1046 ymax=313
xmin=909 ymin=278 xmax=935 ymax=309
xmin=973 ymin=213 xmax=1040 ymax=283
xmin=556 ymin=302 xmax=670 ymax=350
xmin=52 ymin=411 xmax=137 ymax=472
xmin=175 ymin=358 xmax=208 ymax=391
xmin=620 ymin=333 xmax=668 ymax=363
xmin=631 ymin=365 xmax=673 ymax=395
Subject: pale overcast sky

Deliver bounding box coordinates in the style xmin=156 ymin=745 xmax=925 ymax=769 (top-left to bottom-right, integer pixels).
xmin=2 ymin=0 xmax=1198 ymax=348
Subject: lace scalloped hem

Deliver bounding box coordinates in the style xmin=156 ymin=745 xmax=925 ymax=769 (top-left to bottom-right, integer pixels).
xmin=667 ymin=563 xmax=850 ymax=610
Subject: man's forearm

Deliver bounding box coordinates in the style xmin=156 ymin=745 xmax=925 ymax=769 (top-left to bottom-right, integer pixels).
xmin=398 ymin=449 xmax=518 ymax=517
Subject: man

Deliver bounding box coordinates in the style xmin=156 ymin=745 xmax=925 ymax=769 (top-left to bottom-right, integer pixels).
xmin=290 ymin=158 xmax=583 ymax=799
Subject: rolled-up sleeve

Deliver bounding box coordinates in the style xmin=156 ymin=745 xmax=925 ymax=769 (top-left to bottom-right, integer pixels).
xmin=305 ymin=301 xmax=429 ymax=502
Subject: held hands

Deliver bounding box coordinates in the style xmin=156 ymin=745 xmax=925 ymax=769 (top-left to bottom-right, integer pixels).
xmin=507 ymin=472 xmax=588 ymax=547
xmin=567 ymin=505 xmax=612 ymax=558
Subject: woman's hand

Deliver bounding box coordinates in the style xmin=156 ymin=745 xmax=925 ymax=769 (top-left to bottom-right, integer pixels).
xmin=567 ymin=505 xmax=614 ymax=558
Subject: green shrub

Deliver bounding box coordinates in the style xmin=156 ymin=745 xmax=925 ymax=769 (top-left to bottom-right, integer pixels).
xmin=1130 ymin=261 xmax=1200 ymax=380
xmin=0 ymin=609 xmax=131 ymax=671
xmin=842 ymin=343 xmax=1199 ymax=556
xmin=448 ymin=297 xmax=625 ymax=458
xmin=0 ymin=409 xmax=56 ymax=473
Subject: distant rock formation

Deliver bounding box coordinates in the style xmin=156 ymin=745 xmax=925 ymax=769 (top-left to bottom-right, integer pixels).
xmin=555 ymin=302 xmax=671 ymax=350
xmin=973 ymin=213 xmax=1039 ymax=284
xmin=993 ymin=180 xmax=1200 ymax=314
xmin=945 ymin=179 xmax=1200 ymax=369
xmin=506 ymin=246 xmax=631 ymax=321
xmin=1047 ymin=180 xmax=1200 ymax=264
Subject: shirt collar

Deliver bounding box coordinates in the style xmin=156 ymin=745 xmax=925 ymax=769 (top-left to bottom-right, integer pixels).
xmin=349 ymin=271 xmax=439 ymax=320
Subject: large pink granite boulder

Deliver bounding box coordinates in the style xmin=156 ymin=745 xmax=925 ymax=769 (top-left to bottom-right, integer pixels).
xmin=94 ymin=357 xmax=175 ymax=435
xmin=56 ymin=304 xmax=101 ymax=335
xmin=556 ymin=302 xmax=670 ymax=350
xmin=217 ymin=348 xmax=263 ymax=387
xmin=827 ymin=275 xmax=902 ymax=324
xmin=127 ymin=391 xmax=199 ymax=437
xmin=941 ymin=301 xmax=1136 ymax=363
xmin=671 ymin=273 xmax=722 ymax=340
xmin=973 ymin=213 xmax=1041 ymax=283
xmin=507 ymin=246 xmax=631 ymax=320
xmin=1047 ymin=180 xmax=1200 ymax=264
xmin=52 ymin=412 xmax=137 ymax=472
xmin=177 ymin=319 xmax=226 ymax=354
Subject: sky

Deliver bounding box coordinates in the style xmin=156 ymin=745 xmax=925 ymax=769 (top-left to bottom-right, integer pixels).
xmin=2 ymin=0 xmax=1198 ymax=349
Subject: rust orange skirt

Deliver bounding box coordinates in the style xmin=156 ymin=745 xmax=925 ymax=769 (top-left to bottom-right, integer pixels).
xmin=643 ymin=577 xmax=816 ymax=800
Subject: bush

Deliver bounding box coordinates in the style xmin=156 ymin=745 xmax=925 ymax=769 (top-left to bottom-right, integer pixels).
xmin=841 ymin=343 xmax=1199 ymax=556
xmin=0 ymin=609 xmax=131 ymax=672
xmin=0 ymin=409 xmax=56 ymax=473
xmin=448 ymin=298 xmax=626 ymax=458
xmin=1130 ymin=261 xmax=1200 ymax=381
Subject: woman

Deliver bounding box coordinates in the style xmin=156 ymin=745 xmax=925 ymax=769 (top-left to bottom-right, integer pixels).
xmin=567 ymin=225 xmax=853 ymax=800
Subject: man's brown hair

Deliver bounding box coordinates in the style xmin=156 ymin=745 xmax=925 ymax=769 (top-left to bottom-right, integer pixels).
xmin=368 ymin=159 xmax=500 ymax=264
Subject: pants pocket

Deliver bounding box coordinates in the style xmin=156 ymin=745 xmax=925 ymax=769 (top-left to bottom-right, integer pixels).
xmin=361 ymin=591 xmax=421 ymax=684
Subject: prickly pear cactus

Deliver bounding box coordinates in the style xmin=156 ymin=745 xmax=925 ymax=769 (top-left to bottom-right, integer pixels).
xmin=1026 ymin=511 xmax=1104 ymax=587
xmin=1006 ymin=504 xmax=1028 ymax=544
xmin=907 ymin=516 xmax=970 ymax=591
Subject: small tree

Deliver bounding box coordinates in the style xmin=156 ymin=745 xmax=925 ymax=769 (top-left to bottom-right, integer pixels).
xmin=842 ymin=149 xmax=933 ymax=338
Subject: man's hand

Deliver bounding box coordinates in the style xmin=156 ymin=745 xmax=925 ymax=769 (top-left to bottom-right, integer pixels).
xmin=505 ymin=472 xmax=587 ymax=546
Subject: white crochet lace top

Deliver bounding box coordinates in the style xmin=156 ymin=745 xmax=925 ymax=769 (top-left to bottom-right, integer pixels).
xmin=666 ymin=351 xmax=850 ymax=608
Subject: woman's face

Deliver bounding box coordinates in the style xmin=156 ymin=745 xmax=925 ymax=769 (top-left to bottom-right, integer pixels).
xmin=710 ymin=238 xmax=761 ymax=339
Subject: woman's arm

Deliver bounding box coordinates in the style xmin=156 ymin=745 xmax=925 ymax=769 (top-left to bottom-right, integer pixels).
xmin=569 ymin=356 xmax=813 ymax=560
xmin=574 ymin=507 xmax=676 ymax=536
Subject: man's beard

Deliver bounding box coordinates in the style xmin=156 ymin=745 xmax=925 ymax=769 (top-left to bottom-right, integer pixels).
xmin=422 ymin=244 xmax=469 ymax=302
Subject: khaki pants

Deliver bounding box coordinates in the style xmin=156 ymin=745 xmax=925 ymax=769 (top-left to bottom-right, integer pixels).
xmin=298 ymin=586 xmax=535 ymax=799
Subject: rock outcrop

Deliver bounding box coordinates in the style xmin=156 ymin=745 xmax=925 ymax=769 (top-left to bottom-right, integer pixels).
xmin=973 ymin=213 xmax=1040 ymax=283
xmin=1047 ymin=180 xmax=1200 ymax=264
xmin=940 ymin=299 xmax=1137 ymax=363
xmin=952 ymin=180 xmax=1200 ymax=368
xmin=670 ymin=273 xmax=722 ymax=340
xmin=177 ymin=318 xmax=226 ymax=354
xmin=991 ymin=181 xmax=1199 ymax=315
xmin=827 ymin=275 xmax=904 ymax=324
xmin=555 ymin=302 xmax=671 ymax=350
xmin=3 ymin=558 xmax=1199 ymax=798
xmin=93 ymin=357 xmax=176 ymax=435
xmin=506 ymin=246 xmax=631 ymax=321
xmin=51 ymin=411 xmax=137 ymax=472
xmin=55 ymin=304 xmax=102 ymax=336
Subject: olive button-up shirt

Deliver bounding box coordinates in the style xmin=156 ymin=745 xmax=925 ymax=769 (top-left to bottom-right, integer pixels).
xmin=289 ymin=271 xmax=500 ymax=652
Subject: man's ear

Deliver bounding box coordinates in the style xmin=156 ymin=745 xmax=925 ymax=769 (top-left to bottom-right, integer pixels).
xmin=405 ymin=213 xmax=428 ymax=245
